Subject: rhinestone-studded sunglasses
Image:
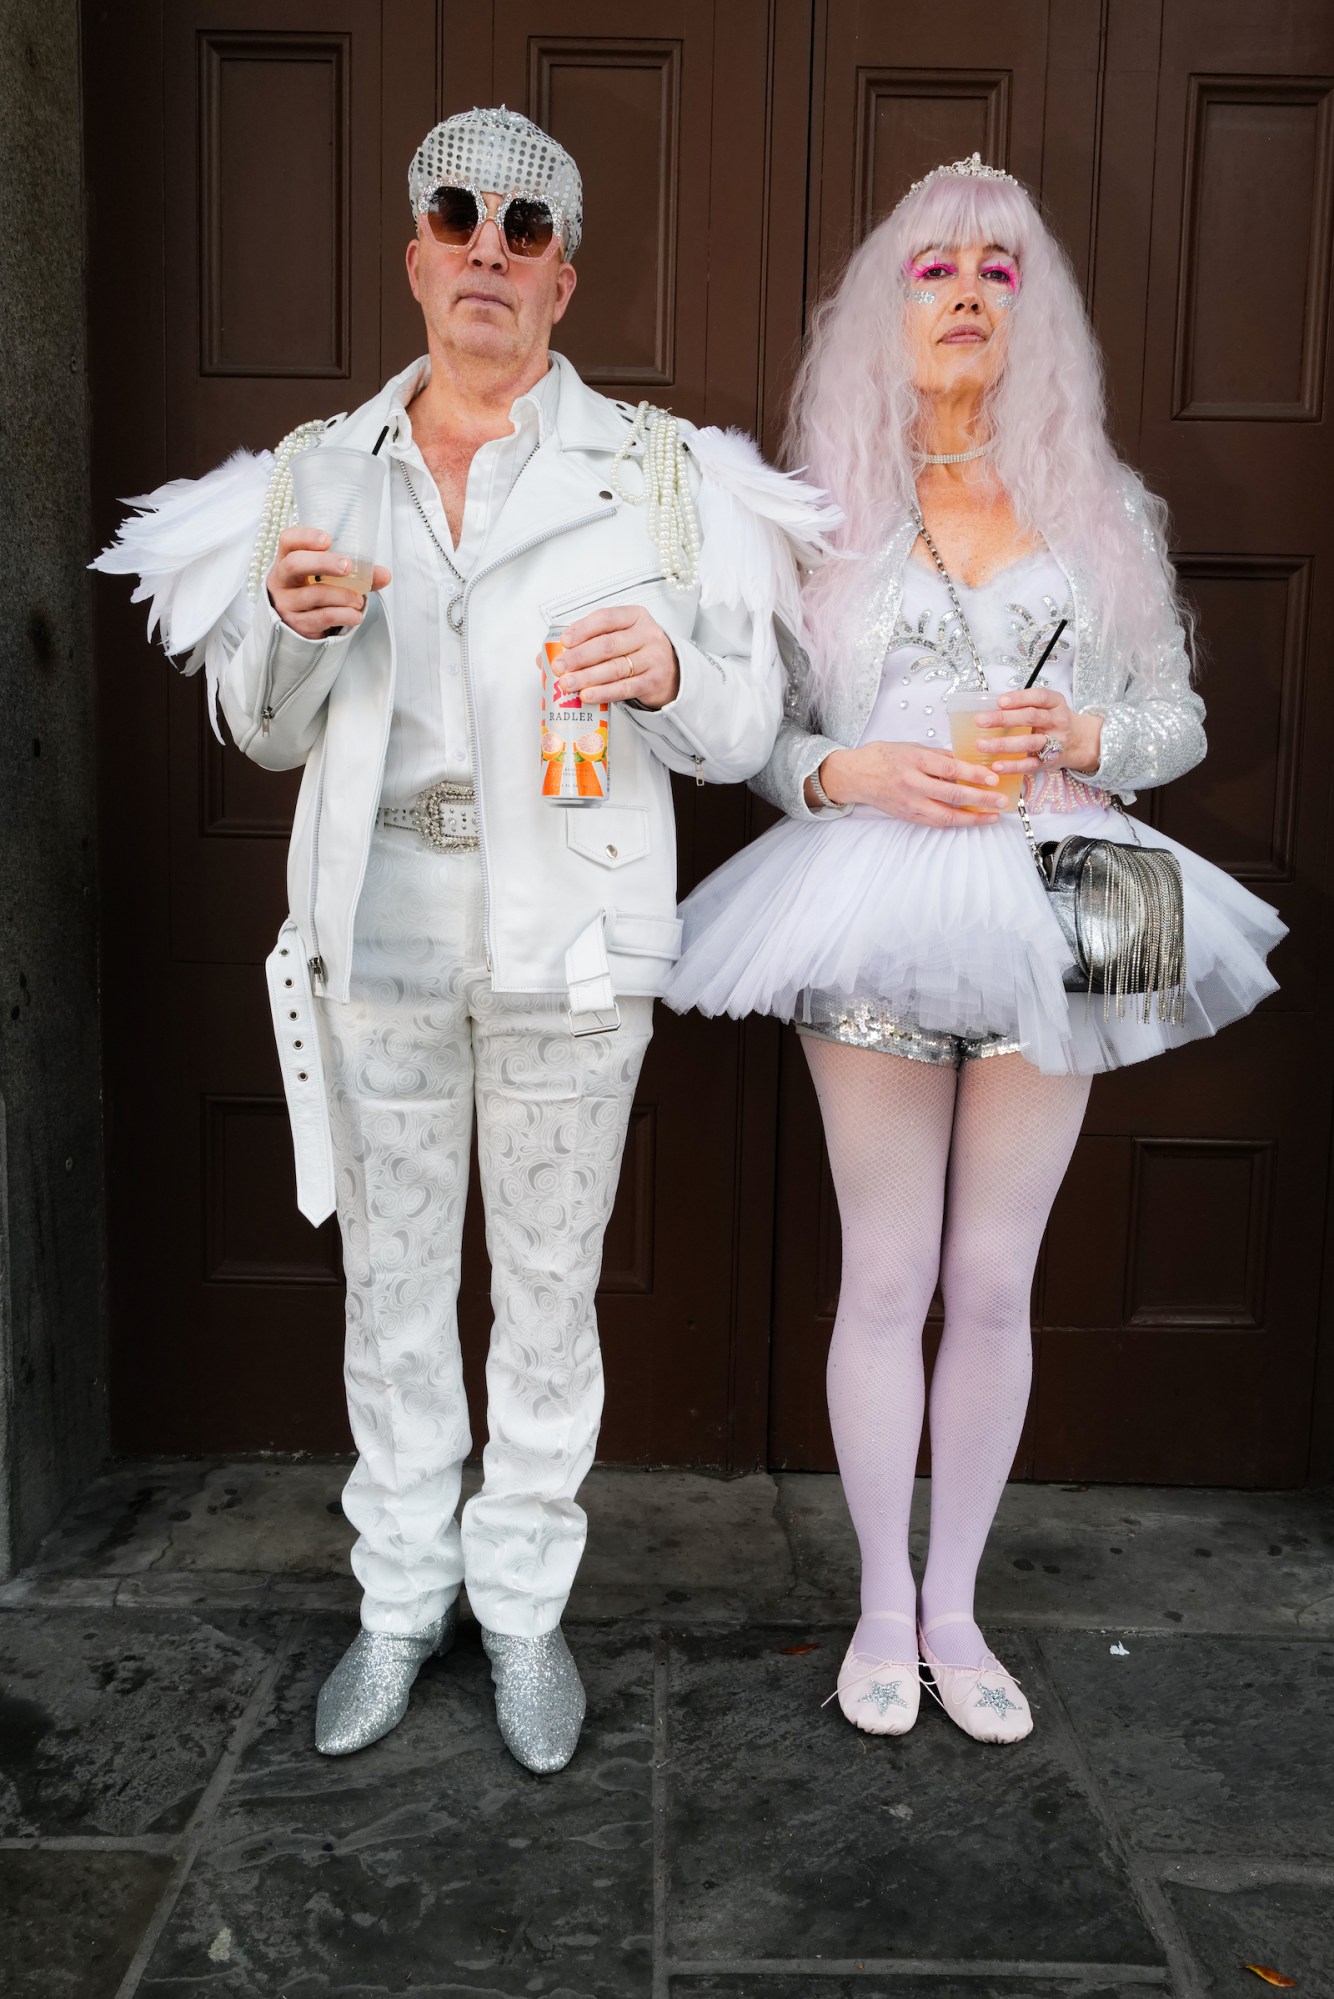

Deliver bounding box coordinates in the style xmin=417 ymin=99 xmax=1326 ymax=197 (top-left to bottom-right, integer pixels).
xmin=420 ymin=184 xmax=562 ymax=261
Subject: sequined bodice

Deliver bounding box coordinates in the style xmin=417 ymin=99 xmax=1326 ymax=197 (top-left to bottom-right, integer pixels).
xmin=859 ymin=550 xmax=1075 ymax=751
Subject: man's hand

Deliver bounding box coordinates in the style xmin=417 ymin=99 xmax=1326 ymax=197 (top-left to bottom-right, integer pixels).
xmin=551 ymin=603 xmax=680 ymax=710
xmin=267 ymin=527 xmax=392 ymax=640
xmin=817 ymin=741 xmax=1008 ymax=823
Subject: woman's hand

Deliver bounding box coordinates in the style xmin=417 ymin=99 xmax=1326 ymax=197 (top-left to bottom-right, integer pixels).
xmin=981 ymin=686 xmax=1103 ymax=775
xmin=816 ymin=741 xmax=1008 ymax=824
xmin=551 ymin=604 xmax=680 ymax=710
xmin=268 ymin=528 xmax=391 ymax=640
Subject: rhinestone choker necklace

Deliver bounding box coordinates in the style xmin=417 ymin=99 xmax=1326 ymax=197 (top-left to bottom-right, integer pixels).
xmin=921 ymin=441 xmax=992 ymax=466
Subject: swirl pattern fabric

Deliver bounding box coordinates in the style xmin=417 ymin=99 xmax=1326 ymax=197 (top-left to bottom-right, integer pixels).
xmin=322 ymin=832 xmax=652 ymax=1637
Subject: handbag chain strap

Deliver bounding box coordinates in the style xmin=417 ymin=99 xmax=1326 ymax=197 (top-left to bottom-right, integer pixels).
xmin=911 ymin=511 xmax=1051 ymax=878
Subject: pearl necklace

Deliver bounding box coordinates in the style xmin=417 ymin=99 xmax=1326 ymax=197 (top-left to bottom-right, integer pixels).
xmin=609 ymin=401 xmax=701 ymax=591
xmin=247 ymin=420 xmax=327 ymax=600
xmin=921 ymin=441 xmax=992 ymax=466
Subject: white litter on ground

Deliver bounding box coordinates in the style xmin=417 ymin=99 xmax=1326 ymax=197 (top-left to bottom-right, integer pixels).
xmin=1109 ymin=1642 xmax=1130 ymax=1656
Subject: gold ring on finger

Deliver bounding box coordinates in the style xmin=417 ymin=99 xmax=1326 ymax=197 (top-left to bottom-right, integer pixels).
xmin=624 ymin=653 xmax=639 ymax=678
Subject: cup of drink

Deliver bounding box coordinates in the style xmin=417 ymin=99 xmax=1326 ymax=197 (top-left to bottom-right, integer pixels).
xmin=946 ymin=690 xmax=1029 ymax=809
xmin=289 ymin=446 xmax=388 ymax=596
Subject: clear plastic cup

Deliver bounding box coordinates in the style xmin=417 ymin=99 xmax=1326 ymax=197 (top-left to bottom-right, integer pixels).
xmin=946 ymin=689 xmax=1028 ymax=809
xmin=289 ymin=446 xmax=388 ymax=595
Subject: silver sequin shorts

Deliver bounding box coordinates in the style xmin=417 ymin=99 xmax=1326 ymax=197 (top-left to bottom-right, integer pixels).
xmin=795 ymin=990 xmax=1024 ymax=1067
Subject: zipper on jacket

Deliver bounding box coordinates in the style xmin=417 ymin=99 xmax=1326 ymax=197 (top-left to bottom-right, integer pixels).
xmin=692 ymin=754 xmax=705 ymax=788
xmin=458 ymin=499 xmax=618 ymax=976
xmin=257 ymin=620 xmax=281 ymax=735
xmin=262 ymin=641 xmax=327 ymax=737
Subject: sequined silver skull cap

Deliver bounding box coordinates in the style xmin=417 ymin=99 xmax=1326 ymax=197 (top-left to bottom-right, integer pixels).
xmin=408 ymin=106 xmax=583 ymax=258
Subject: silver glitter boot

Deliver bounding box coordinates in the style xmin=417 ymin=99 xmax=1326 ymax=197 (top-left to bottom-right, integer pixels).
xmin=481 ymin=1625 xmax=587 ymax=1774
xmin=315 ymin=1601 xmax=458 ymax=1756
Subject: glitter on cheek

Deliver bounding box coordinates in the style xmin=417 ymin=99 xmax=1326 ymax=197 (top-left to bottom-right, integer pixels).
xmin=982 ymin=259 xmax=1020 ymax=306
xmin=908 ymin=288 xmax=937 ymax=304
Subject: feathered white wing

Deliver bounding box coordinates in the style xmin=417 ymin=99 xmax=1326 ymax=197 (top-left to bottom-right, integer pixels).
xmin=90 ymin=448 xmax=272 ymax=737
xmin=688 ymin=424 xmax=840 ymax=644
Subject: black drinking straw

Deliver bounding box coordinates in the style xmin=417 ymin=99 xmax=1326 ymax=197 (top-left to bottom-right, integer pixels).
xmin=1023 ymin=618 xmax=1068 ymax=689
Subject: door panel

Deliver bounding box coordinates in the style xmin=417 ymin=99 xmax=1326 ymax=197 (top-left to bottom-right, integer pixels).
xmin=767 ymin=0 xmax=1100 ymax=1475
xmin=89 ymin=0 xmax=796 ymax=1464
xmin=766 ymin=0 xmax=1334 ymax=1486
xmin=88 ymin=0 xmax=1334 ymax=1481
xmin=1036 ymin=0 xmax=1334 ymax=1485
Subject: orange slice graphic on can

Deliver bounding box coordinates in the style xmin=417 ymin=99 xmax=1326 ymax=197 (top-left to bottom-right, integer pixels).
xmin=541 ymin=730 xmax=565 ymax=759
xmin=575 ymin=729 xmax=607 ymax=760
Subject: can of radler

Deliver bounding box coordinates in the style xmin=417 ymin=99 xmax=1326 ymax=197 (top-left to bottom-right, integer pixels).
xmin=541 ymin=626 xmax=609 ymax=805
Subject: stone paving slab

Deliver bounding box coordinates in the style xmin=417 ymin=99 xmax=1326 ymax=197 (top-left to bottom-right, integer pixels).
xmin=19 ymin=1459 xmax=794 ymax=1601
xmin=1038 ymin=1632 xmax=1334 ymax=1858
xmin=135 ymin=1616 xmax=654 ymax=1998
xmin=0 ymin=1847 xmax=175 ymax=1999
xmin=777 ymin=1478 xmax=1334 ymax=1636
xmin=0 ymin=1611 xmax=281 ymax=1838
xmin=18 ymin=1459 xmax=358 ymax=1578
xmin=1163 ymin=1879 xmax=1334 ymax=1996
xmin=6 ymin=1474 xmax=1334 ymax=1997
xmin=18 ymin=1464 xmax=1334 ymax=1639
xmin=663 ymin=1627 xmax=1163 ymax=1974
xmin=670 ymin=1978 xmax=1164 ymax=1997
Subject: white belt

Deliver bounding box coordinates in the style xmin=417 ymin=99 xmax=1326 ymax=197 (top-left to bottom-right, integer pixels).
xmin=266 ymin=919 xmax=336 ymax=1225
xmin=377 ymin=779 xmax=478 ymax=853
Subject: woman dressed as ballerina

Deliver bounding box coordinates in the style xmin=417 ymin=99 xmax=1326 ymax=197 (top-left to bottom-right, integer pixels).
xmin=665 ymin=156 xmax=1284 ymax=1744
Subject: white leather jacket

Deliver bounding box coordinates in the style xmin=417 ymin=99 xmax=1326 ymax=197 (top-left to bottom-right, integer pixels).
xmin=95 ymin=351 xmax=833 ymax=1220
xmin=222 ymin=353 xmax=785 ymax=1008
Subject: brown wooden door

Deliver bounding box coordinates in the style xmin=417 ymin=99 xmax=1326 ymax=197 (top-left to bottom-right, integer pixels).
xmin=87 ymin=0 xmax=1334 ymax=1482
xmin=86 ymin=0 xmax=802 ymax=1463
xmin=767 ymin=0 xmax=1334 ymax=1486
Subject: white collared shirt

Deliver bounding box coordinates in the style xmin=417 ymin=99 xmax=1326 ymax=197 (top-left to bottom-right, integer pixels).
xmin=379 ymin=356 xmax=561 ymax=806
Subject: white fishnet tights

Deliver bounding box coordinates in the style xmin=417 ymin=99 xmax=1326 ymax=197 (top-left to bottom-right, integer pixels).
xmin=805 ymin=1040 xmax=1091 ymax=1670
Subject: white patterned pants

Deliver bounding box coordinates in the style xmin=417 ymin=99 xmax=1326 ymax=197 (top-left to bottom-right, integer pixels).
xmin=320 ymin=831 xmax=653 ymax=1638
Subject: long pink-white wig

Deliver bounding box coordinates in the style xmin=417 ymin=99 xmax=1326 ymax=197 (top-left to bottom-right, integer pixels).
xmin=789 ymin=170 xmax=1191 ymax=713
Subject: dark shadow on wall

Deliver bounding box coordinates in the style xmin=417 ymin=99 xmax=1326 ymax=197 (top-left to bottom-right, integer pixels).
xmin=0 ymin=0 xmax=109 ymax=1573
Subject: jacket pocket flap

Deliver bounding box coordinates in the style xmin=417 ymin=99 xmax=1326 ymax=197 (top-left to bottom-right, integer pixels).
xmin=540 ymin=567 xmax=667 ymax=627
xmin=565 ymin=806 xmax=650 ymax=869
xmin=607 ymin=910 xmax=683 ymax=959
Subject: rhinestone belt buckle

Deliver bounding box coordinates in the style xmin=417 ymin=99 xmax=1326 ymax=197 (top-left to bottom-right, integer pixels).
xmin=411 ymin=779 xmax=478 ymax=853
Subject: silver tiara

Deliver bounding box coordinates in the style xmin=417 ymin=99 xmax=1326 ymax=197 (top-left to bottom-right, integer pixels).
xmin=408 ymin=106 xmax=583 ymax=256
xmin=906 ymin=152 xmax=1020 ymax=199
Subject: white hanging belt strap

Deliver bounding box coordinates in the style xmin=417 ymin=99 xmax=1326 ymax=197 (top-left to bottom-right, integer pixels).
xmin=565 ymin=911 xmax=621 ymax=1037
xmin=266 ymin=919 xmax=336 ymax=1225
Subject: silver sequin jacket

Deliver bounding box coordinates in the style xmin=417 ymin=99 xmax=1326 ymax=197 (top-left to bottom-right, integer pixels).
xmin=751 ymin=503 xmax=1205 ymax=820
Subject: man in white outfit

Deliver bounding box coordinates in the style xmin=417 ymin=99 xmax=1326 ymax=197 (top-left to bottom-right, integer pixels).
xmin=96 ymin=106 xmax=827 ymax=1771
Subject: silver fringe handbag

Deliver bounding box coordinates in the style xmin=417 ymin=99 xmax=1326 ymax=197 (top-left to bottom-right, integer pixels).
xmin=914 ymin=516 xmax=1187 ymax=1025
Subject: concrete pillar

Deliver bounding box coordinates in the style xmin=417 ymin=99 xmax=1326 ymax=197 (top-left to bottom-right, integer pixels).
xmin=0 ymin=0 xmax=108 ymax=1575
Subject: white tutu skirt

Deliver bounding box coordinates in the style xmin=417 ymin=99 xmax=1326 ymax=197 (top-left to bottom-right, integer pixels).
xmin=662 ymin=804 xmax=1286 ymax=1075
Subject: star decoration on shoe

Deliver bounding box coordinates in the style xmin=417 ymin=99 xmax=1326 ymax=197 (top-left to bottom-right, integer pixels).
xmin=975 ymin=1682 xmax=1020 ymax=1717
xmin=861 ymin=1679 xmax=907 ymax=1715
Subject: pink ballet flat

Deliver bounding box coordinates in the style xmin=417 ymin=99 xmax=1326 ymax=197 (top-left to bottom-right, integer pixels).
xmin=918 ymin=1613 xmax=1033 ymax=1745
xmin=824 ymin=1612 xmax=922 ymax=1735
